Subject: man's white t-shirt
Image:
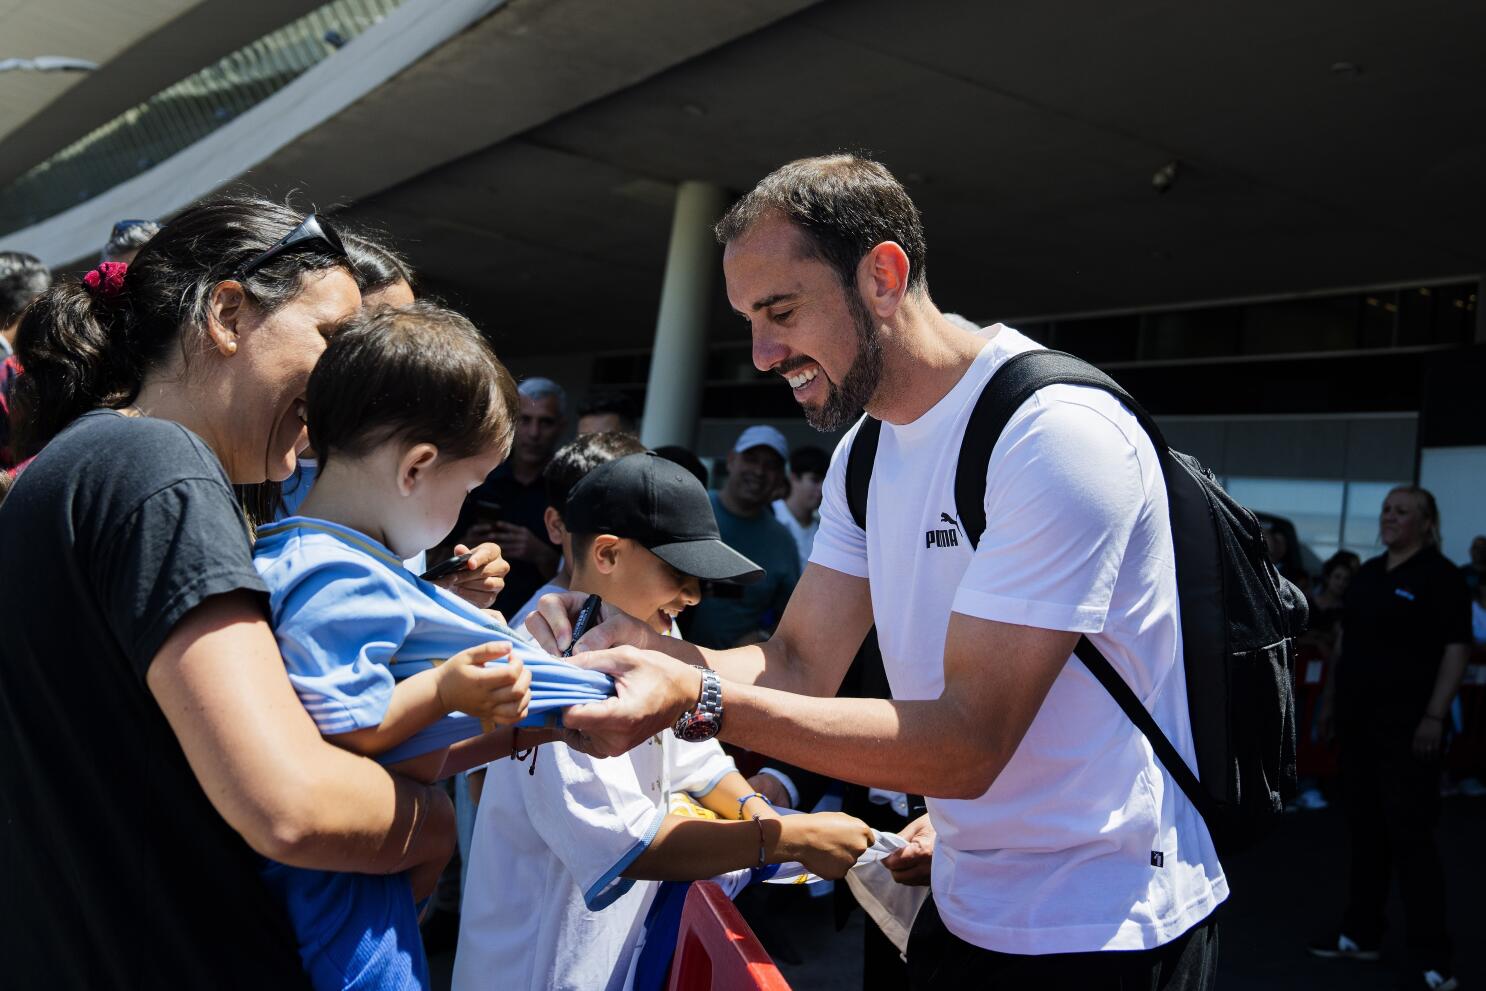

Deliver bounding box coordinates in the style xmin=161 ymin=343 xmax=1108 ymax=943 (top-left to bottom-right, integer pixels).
xmin=452 ymin=732 xmax=736 ymax=991
xmin=809 ymin=325 xmax=1226 ymax=955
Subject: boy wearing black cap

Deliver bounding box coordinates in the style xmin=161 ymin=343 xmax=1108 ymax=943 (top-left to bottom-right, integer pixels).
xmin=453 ymin=453 xmax=873 ymax=991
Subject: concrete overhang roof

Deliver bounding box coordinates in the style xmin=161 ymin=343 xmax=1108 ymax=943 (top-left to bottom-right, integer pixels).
xmin=333 ymin=0 xmax=1486 ymax=357
xmin=0 ymin=0 xmax=311 ymax=187
xmin=6 ymin=0 xmax=1483 ymax=359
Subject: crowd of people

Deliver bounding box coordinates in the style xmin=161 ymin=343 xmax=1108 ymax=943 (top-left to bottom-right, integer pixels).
xmin=0 ymin=154 xmax=1479 ymax=991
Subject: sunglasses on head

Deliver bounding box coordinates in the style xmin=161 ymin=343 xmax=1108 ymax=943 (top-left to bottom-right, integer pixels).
xmin=236 ymin=213 xmax=348 ymax=279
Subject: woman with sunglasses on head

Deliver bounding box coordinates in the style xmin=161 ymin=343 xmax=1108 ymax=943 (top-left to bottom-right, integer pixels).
xmin=0 ymin=198 xmax=521 ymax=989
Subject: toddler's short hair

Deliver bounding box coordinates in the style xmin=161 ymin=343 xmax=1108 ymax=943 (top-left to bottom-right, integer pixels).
xmin=308 ymin=301 xmax=518 ymax=467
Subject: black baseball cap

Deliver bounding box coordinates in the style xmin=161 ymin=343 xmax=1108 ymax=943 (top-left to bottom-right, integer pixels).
xmin=563 ymin=452 xmax=764 ymax=584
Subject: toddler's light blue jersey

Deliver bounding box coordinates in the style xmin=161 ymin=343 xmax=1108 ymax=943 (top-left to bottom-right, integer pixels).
xmin=253 ymin=516 xmax=610 ymax=765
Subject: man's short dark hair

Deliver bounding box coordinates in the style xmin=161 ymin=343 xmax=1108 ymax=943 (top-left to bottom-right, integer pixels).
xmin=0 ymin=252 xmax=51 ymax=327
xmin=308 ymin=301 xmax=518 ymax=468
xmin=577 ymin=390 xmax=640 ymax=433
xmin=715 ymin=153 xmax=927 ymax=294
xmin=544 ymin=430 xmax=648 ymax=516
xmin=788 ymin=445 xmax=829 ymax=478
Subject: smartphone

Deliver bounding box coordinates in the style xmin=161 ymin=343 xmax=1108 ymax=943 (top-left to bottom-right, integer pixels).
xmin=420 ymin=550 xmax=474 ymax=582
xmin=563 ymin=594 xmax=603 ymax=658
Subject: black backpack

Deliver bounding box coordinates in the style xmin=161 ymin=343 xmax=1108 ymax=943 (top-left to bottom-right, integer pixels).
xmin=845 ymin=349 xmax=1306 ymax=854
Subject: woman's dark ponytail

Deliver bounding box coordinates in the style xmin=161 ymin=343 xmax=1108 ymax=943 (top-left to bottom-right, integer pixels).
xmin=12 ymin=279 xmax=141 ymax=460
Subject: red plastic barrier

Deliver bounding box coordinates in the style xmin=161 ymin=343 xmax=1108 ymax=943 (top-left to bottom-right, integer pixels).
xmin=1293 ymin=642 xmax=1338 ymax=778
xmin=668 ymin=881 xmax=792 ymax=991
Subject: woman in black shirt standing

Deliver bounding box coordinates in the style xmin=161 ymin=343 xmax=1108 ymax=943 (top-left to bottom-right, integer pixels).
xmin=0 ymin=199 xmax=506 ymax=988
xmin=1311 ymin=486 xmax=1472 ymax=990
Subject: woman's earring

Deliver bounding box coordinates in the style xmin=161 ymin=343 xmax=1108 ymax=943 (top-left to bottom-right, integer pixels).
xmin=225 ymin=341 xmax=238 ymax=355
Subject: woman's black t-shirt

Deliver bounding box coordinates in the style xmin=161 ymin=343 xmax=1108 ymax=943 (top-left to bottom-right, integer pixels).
xmin=1337 ymin=545 xmax=1472 ymax=727
xmin=0 ymin=411 xmax=311 ymax=989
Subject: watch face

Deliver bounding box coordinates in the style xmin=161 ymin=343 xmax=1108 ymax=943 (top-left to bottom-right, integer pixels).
xmin=677 ymin=712 xmax=720 ymax=742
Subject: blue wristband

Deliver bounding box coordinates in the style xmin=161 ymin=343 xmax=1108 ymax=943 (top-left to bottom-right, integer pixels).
xmin=738 ymin=791 xmax=771 ymax=818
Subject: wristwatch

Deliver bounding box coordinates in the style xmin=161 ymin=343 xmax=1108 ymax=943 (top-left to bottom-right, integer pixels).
xmin=673 ymin=668 xmax=724 ymax=742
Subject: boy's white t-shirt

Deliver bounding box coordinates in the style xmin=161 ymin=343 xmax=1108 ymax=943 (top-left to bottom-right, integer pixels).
xmin=809 ymin=325 xmax=1227 ymax=955
xmin=510 ymin=581 xmax=568 ymax=633
xmin=453 ymin=731 xmax=736 ymax=991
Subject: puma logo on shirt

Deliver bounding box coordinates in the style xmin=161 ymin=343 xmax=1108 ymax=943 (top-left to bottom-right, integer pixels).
xmin=927 ymin=511 xmax=962 ymax=548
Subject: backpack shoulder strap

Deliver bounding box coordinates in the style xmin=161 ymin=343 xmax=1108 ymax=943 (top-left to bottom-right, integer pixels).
xmin=845 ymin=416 xmax=882 ymax=533
xmin=955 ymin=349 xmax=1168 ymax=549
xmin=1073 ymin=637 xmax=1221 ymax=829
xmin=953 ymin=351 xmax=1220 ymax=831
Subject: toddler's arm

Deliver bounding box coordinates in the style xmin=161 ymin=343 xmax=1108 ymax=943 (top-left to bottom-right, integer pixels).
xmin=331 ymin=641 xmax=530 ymax=759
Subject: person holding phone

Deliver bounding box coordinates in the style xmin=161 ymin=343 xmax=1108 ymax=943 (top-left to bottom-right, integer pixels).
xmin=447 ymin=377 xmax=568 ymax=617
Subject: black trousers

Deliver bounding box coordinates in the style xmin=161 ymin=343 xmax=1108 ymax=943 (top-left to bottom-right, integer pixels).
xmin=906 ymin=896 xmax=1219 ymax=990
xmin=1339 ymin=711 xmax=1451 ymax=969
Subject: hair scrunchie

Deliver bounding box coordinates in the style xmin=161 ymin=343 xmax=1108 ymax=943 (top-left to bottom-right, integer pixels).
xmin=82 ymin=261 xmax=128 ymax=299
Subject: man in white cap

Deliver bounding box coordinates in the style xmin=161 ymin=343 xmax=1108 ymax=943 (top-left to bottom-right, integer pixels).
xmin=687 ymin=425 xmax=802 ymax=649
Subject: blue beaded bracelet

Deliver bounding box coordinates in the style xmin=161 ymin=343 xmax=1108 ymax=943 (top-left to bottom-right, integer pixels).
xmin=737 ymin=791 xmax=771 ymax=818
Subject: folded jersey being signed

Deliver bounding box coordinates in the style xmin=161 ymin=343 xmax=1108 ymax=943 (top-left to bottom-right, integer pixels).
xmin=254 ymin=516 xmax=613 ymax=764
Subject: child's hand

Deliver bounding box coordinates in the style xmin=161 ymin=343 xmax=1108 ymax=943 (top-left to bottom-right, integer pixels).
xmin=435 ymin=642 xmax=532 ymax=725
xmin=775 ymin=811 xmax=874 ymax=880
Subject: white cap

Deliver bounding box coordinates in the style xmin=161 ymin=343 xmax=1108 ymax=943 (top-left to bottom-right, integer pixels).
xmin=733 ymin=425 xmax=789 ymax=463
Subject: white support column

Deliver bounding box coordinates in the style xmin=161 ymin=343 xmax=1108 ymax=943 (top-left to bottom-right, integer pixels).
xmin=640 ymin=180 xmax=727 ymax=450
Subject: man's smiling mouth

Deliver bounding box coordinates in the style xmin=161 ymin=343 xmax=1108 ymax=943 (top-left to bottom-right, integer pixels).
xmin=786 ymin=366 xmax=818 ymax=390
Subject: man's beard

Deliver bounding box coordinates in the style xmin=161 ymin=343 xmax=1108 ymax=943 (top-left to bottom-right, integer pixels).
xmin=805 ymin=290 xmax=883 ymax=432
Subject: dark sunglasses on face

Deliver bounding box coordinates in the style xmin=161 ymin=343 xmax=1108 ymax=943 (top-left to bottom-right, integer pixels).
xmin=236 ymin=213 xmax=348 ymax=279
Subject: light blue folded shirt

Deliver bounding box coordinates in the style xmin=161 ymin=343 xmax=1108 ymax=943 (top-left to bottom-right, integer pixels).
xmin=253 ymin=516 xmax=612 ymax=765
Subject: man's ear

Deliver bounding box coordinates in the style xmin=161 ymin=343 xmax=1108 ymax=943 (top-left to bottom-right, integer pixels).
xmin=591 ymin=533 xmax=622 ymax=575
xmin=543 ymin=506 xmax=566 ymax=545
xmin=397 ymin=443 xmax=440 ymax=496
xmin=859 ymin=241 xmax=911 ymax=320
xmin=204 ymin=281 xmax=249 ymax=357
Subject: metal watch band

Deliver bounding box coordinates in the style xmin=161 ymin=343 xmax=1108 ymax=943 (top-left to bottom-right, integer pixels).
xmin=696 ymin=667 xmax=723 ymax=721
xmin=674 ymin=667 xmax=724 ymax=739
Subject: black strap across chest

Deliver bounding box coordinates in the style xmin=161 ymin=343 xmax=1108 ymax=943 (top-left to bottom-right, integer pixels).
xmin=840 ymin=348 xmax=1217 ymax=829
